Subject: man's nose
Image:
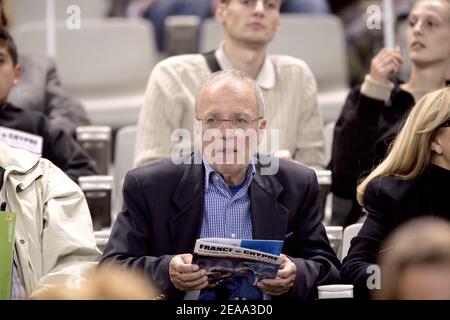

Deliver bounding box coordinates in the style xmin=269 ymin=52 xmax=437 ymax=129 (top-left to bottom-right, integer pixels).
xmin=412 ymin=20 xmax=423 ymax=36
xmin=216 ymin=120 xmax=235 ymax=136
xmin=253 ymin=0 xmax=265 ymax=16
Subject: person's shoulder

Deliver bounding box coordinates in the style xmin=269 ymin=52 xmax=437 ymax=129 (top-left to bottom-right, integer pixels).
xmin=269 ymin=55 xmax=312 ymax=73
xmin=3 ymin=102 xmax=45 ymax=121
xmin=148 ymin=54 xmax=210 ymax=89
xmin=153 ymin=54 xmax=209 ymax=74
xmin=278 ymin=158 xmax=315 ymax=177
xmin=2 ymin=102 xmax=23 ymax=113
xmin=0 ymin=141 xmax=41 ymax=171
xmin=259 ymin=156 xmax=316 ymax=185
xmin=366 ymin=175 xmax=415 ymax=201
xmin=126 ymin=157 xmax=191 ymax=186
xmin=269 ymin=54 xmax=317 ymax=87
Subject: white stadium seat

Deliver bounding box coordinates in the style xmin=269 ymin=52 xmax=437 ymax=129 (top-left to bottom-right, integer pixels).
xmin=15 ymin=18 xmax=159 ymax=129
xmin=113 ymin=125 xmax=138 ymax=216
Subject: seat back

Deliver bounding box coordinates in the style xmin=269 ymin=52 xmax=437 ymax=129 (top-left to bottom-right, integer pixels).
xmin=12 ymin=0 xmax=109 ymax=34
xmin=323 ymin=121 xmax=335 ymax=165
xmin=315 ymin=169 xmax=332 ymax=223
xmin=113 ymin=125 xmax=138 ymax=216
xmin=16 ymin=18 xmax=157 ymax=98
xmin=325 ymin=226 xmax=343 ymax=255
xmin=165 ymin=15 xmax=201 ymax=56
xmin=341 ymin=223 xmax=364 ymax=261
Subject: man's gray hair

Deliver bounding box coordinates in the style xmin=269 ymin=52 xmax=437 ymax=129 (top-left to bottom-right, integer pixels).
xmin=195 ymin=70 xmax=265 ymax=118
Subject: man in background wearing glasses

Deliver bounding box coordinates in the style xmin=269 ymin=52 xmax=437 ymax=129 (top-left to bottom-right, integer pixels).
xmin=101 ymin=71 xmax=340 ymax=300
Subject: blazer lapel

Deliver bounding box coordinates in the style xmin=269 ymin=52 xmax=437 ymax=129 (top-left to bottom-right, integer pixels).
xmin=250 ymin=166 xmax=290 ymax=240
xmin=170 ymin=159 xmax=205 ymax=254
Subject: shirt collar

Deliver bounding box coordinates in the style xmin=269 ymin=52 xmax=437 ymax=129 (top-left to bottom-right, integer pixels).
xmin=203 ymin=157 xmax=256 ymax=191
xmin=214 ymin=42 xmax=276 ymax=90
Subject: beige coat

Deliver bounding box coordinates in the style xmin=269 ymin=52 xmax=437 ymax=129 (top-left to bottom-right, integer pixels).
xmin=0 ymin=142 xmax=100 ymax=297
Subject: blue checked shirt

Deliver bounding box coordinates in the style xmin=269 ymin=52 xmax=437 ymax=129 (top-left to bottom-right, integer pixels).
xmin=200 ymin=160 xmax=255 ymax=240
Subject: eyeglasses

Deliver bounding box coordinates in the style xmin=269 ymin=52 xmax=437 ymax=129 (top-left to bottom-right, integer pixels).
xmin=195 ymin=116 xmax=263 ymax=129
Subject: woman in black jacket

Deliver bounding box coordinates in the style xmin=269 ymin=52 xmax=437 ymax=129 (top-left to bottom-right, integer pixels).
xmin=341 ymin=87 xmax=450 ymax=299
xmin=330 ymin=0 xmax=450 ymax=225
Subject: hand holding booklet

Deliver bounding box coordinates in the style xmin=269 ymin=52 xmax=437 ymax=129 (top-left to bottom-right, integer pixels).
xmin=190 ymin=238 xmax=283 ymax=300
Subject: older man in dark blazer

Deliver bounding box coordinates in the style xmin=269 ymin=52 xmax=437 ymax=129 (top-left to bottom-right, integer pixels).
xmin=101 ymin=70 xmax=340 ymax=299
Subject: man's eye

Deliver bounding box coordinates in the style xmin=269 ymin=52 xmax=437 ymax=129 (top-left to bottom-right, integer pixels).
xmin=237 ymin=118 xmax=249 ymax=124
xmin=205 ymin=118 xmax=216 ymax=125
xmin=266 ymin=1 xmax=277 ymax=9
xmin=427 ymin=20 xmax=437 ymax=28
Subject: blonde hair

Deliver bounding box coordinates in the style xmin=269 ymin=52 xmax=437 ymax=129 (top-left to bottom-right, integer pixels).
xmin=357 ymin=88 xmax=450 ymax=206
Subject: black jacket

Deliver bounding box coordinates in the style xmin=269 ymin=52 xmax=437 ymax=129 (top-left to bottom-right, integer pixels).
xmin=341 ymin=164 xmax=450 ymax=299
xmin=330 ymin=81 xmax=450 ymax=225
xmin=330 ymin=82 xmax=415 ymax=224
xmin=0 ymin=102 xmax=97 ymax=181
xmin=101 ymin=155 xmax=341 ymax=300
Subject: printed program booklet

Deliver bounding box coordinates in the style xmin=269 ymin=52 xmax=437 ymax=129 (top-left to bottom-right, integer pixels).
xmin=189 ymin=238 xmax=283 ymax=300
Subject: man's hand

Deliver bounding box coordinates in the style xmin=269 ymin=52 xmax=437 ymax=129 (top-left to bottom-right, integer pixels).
xmin=169 ymin=254 xmax=208 ymax=291
xmin=370 ymin=48 xmax=404 ymax=84
xmin=257 ymin=254 xmax=297 ymax=296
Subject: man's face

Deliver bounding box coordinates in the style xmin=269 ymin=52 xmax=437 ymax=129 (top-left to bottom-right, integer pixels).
xmin=0 ymin=46 xmax=19 ymax=103
xmin=216 ymin=0 xmax=281 ymax=47
xmin=407 ymin=0 xmax=450 ymax=66
xmin=196 ymin=79 xmax=266 ymax=177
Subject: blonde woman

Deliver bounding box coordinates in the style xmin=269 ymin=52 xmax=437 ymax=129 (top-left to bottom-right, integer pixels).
xmin=341 ymin=88 xmax=450 ymax=299
xmin=331 ymin=0 xmax=450 ymax=225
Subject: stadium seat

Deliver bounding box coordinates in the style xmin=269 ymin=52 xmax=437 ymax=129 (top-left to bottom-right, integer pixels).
xmin=341 ymin=223 xmax=364 ymax=261
xmin=94 ymin=229 xmax=111 ymax=253
xmin=323 ymin=121 xmax=335 ymax=166
xmin=15 ymin=18 xmax=159 ymax=129
xmin=314 ymin=169 xmax=332 ymax=224
xmin=325 ymin=226 xmax=343 ymax=255
xmin=165 ymin=15 xmax=201 ymax=56
xmin=79 ymin=175 xmax=114 ymax=231
xmin=11 ymin=0 xmax=110 ymax=35
xmin=318 ymin=284 xmax=354 ymax=299
xmin=113 ymin=125 xmax=138 ymax=216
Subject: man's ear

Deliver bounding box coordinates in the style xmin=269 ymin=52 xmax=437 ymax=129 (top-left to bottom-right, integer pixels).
xmin=13 ymin=64 xmax=21 ymax=85
xmin=215 ymin=1 xmax=227 ymax=24
xmin=258 ymin=119 xmax=267 ymax=143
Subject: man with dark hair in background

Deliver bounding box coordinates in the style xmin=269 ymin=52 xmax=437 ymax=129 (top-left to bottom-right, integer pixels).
xmin=0 ymin=27 xmax=97 ymax=181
